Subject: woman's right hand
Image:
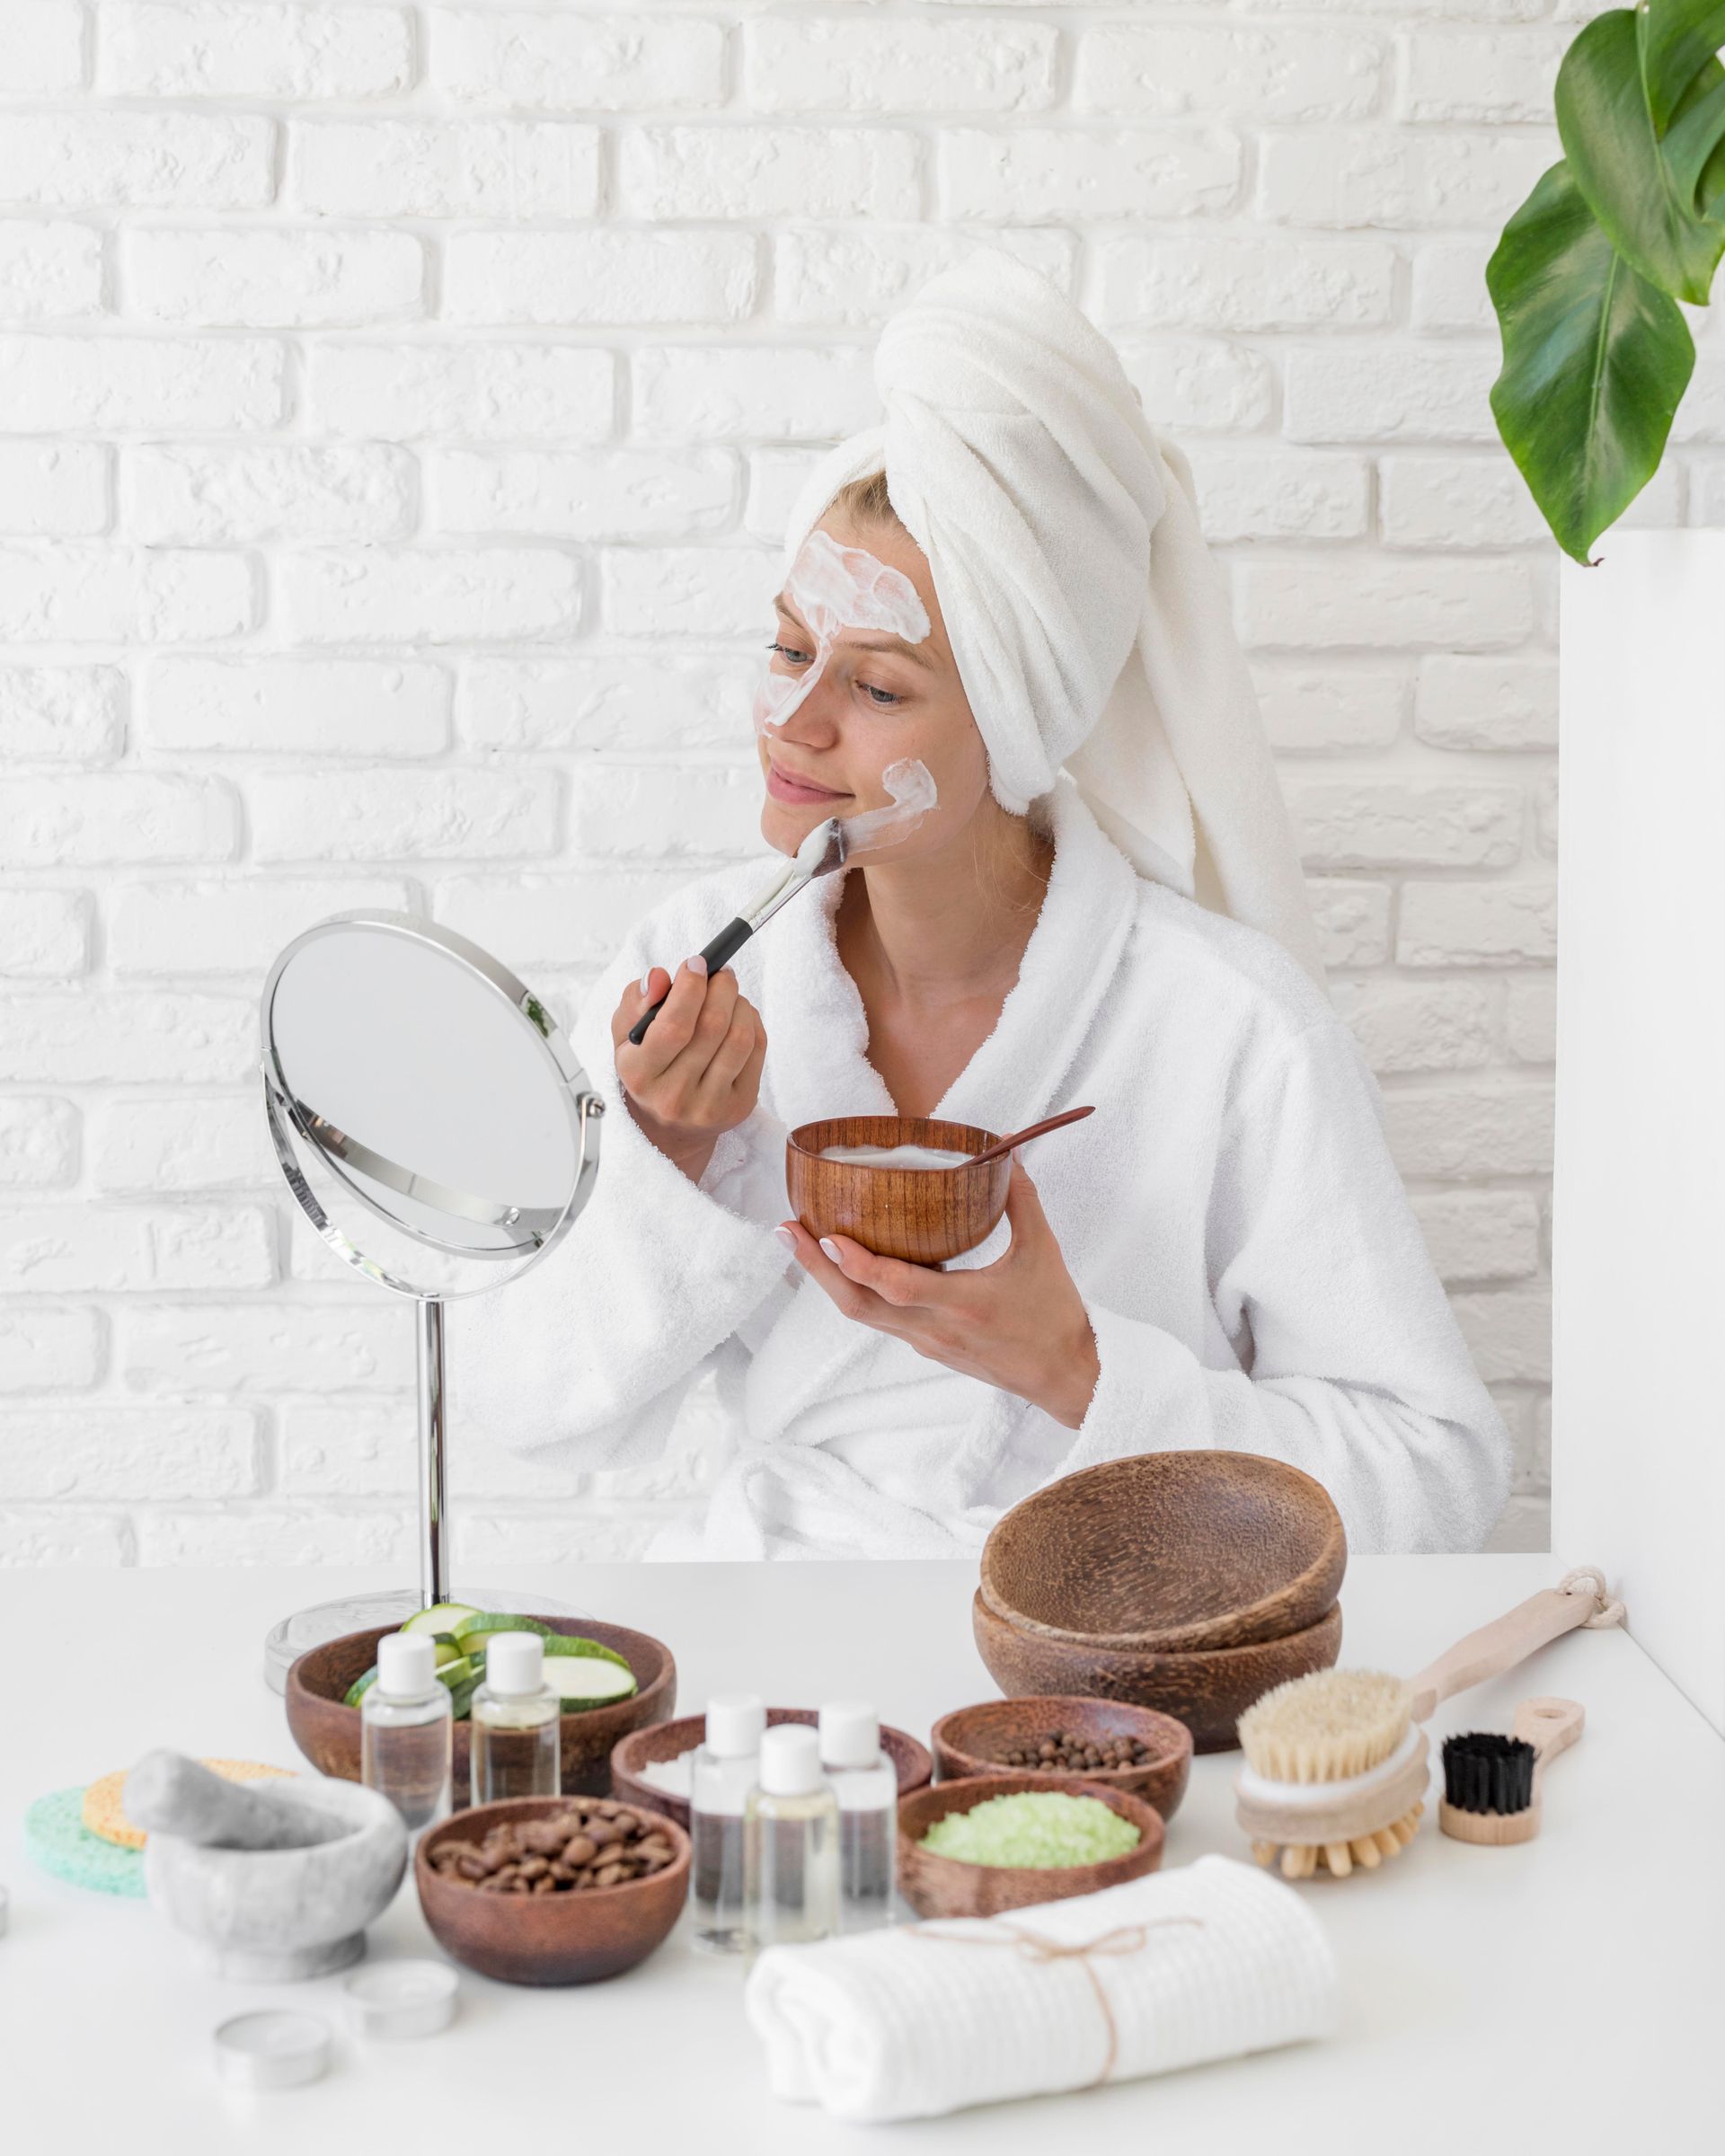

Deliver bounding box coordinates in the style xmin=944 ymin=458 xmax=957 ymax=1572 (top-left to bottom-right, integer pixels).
xmin=612 ymin=957 xmax=767 ymax=1184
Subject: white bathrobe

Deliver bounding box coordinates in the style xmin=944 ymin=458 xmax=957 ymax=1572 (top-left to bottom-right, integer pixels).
xmin=452 ymin=782 xmax=1511 ymax=1560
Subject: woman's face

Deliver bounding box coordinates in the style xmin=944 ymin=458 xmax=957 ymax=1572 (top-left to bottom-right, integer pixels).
xmin=755 ymin=512 xmax=991 ymax=862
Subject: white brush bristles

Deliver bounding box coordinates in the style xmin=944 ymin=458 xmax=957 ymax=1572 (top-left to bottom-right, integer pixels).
xmin=1237 ymin=1669 xmax=1413 ymax=1785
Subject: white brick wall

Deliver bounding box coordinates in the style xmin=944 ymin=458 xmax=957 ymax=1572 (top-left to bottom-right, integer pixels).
xmin=3 ymin=0 xmax=1640 ymax=1568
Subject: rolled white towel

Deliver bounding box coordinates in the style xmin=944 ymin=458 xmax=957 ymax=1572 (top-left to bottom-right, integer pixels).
xmin=742 ymin=1854 xmax=1340 ymax=2124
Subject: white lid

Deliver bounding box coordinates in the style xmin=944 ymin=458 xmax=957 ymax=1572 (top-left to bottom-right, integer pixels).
xmin=484 ymin=1632 xmax=545 ymax=1696
xmin=704 ymin=1692 xmax=765 ymax=1757
xmin=376 ymin=1633 xmax=438 ymax=1700
xmin=758 ymin=1722 xmax=823 ymax=1797
xmin=818 ymin=1700 xmax=880 ymax=1769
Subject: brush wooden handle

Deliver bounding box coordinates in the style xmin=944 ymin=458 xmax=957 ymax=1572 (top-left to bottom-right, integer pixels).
xmin=1406 ymin=1580 xmax=1606 ymax=1724
xmin=1515 ymin=1696 xmax=1584 ymax=1781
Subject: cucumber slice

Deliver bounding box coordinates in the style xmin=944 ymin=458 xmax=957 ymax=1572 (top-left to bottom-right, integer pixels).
xmin=450 ymin=1612 xmax=553 ymax=1648
xmin=542 ymin=1657 xmax=638 ymax=1708
xmin=447 ymin=1671 xmax=482 ymax=1721
xmin=432 ymin=1639 xmax=464 ymax=1671
xmin=435 ymin=1655 xmax=476 ymax=1692
xmin=541 ymin=1635 xmax=632 ymax=1673
xmin=344 ymin=1666 xmax=380 ymax=1710
xmin=402 ymin=1602 xmax=480 ymax=1638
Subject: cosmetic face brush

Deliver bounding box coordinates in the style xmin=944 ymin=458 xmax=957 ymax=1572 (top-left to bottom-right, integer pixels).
xmin=1233 ymin=1566 xmax=1623 ymax=1880
xmin=1439 ymin=1696 xmax=1583 ymax=1846
xmin=627 ymin=817 xmax=846 ymax=1046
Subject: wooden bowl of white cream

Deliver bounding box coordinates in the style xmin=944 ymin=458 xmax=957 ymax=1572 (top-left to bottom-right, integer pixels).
xmin=786 ymin=1115 xmax=1010 ymax=1265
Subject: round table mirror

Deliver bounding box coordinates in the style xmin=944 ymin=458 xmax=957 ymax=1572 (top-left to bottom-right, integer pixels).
xmin=258 ymin=913 xmax=605 ymax=1691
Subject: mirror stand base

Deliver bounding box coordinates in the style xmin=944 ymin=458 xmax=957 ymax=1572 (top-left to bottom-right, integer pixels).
xmin=261 ymin=1584 xmax=585 ymax=1696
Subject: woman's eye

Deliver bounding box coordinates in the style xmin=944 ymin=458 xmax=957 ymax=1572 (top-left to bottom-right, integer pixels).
xmin=860 ymin=683 xmax=901 ymax=708
xmin=766 ymin=640 xmax=810 ymax=667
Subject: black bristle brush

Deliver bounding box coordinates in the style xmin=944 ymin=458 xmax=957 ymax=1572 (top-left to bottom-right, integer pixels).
xmin=1438 ymin=1697 xmax=1583 ymax=1846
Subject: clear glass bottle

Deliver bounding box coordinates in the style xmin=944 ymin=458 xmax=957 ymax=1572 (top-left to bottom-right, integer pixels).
xmin=818 ymin=1700 xmax=898 ymax=1932
xmin=469 ymin=1632 xmax=559 ymax=1807
xmin=689 ymin=1692 xmax=765 ymax=1956
xmin=360 ymin=1633 xmax=453 ymax=1838
xmin=744 ymin=1723 xmax=839 ymax=1968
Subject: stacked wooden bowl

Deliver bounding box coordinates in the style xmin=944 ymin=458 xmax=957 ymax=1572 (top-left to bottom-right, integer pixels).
xmin=973 ymin=1453 xmax=1347 ymax=1752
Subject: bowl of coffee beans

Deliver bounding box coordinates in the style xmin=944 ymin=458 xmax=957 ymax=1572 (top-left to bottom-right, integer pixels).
xmin=416 ymin=1795 xmax=690 ymax=1984
xmin=930 ymin=1696 xmax=1193 ymax=1821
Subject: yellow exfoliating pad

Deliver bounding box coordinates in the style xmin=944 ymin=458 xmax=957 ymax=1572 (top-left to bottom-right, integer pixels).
xmin=82 ymin=1758 xmax=293 ymax=1850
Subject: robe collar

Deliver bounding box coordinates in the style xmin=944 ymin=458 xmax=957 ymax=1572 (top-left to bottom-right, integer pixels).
xmin=762 ymin=775 xmax=1140 ymax=1141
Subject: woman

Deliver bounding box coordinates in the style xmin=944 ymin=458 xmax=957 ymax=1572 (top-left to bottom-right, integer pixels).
xmin=453 ymin=252 xmax=1511 ymax=1561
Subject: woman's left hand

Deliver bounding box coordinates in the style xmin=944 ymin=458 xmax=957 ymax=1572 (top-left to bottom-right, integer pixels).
xmin=777 ymin=1161 xmax=1101 ymax=1428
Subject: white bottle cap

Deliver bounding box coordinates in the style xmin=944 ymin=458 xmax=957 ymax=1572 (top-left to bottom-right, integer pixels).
xmin=818 ymin=1700 xmax=880 ymax=1769
xmin=376 ymin=1633 xmax=438 ymax=1700
xmin=484 ymin=1632 xmax=545 ymax=1696
xmin=704 ymin=1692 xmax=765 ymax=1757
xmin=758 ymin=1723 xmax=823 ymax=1797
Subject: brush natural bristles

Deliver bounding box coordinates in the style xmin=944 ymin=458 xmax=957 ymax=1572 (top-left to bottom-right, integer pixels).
xmin=1251 ymin=1803 xmax=1425 ymax=1880
xmin=1237 ymin=1669 xmax=1413 ymax=1784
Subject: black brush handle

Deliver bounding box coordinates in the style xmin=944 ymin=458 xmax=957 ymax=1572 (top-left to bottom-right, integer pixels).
xmin=626 ymin=915 xmax=754 ymax=1046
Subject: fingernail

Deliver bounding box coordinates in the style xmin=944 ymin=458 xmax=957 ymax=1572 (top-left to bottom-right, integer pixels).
xmin=774 ymin=1225 xmax=797 ymax=1253
xmin=687 ymin=955 xmax=708 ymax=978
xmin=818 ymin=1237 xmax=842 ymax=1263
xmin=639 ymin=968 xmax=653 ymax=994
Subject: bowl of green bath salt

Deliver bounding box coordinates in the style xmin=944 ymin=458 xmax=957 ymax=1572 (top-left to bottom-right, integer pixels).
xmin=897 ymin=1773 xmax=1164 ymax=1919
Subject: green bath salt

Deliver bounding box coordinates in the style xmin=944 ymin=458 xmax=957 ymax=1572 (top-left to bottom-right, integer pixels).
xmin=918 ymin=1791 xmax=1141 ymax=1869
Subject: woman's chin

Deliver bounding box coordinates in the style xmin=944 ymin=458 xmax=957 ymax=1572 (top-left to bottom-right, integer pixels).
xmin=761 ymin=800 xmax=816 ymax=855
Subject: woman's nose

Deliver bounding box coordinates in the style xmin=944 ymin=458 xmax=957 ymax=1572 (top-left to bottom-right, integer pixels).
xmin=765 ymin=652 xmax=845 ymax=747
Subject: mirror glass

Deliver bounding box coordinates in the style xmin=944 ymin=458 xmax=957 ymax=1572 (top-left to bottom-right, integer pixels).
xmin=258 ymin=913 xmax=606 ymax=1690
xmin=263 ymin=915 xmax=600 ymax=1300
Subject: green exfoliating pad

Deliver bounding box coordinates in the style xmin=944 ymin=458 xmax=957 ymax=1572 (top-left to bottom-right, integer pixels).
xmin=26 ymin=1787 xmax=147 ymax=1898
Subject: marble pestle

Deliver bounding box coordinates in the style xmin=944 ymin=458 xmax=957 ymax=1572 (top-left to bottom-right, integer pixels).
xmin=124 ymin=1751 xmax=335 ymax=1851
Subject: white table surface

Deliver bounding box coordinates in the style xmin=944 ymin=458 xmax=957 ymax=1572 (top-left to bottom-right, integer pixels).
xmin=1 ymin=1554 xmax=1718 ymax=2152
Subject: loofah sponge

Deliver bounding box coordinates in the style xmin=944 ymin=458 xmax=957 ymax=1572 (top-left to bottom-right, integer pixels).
xmin=26 ymin=1788 xmax=146 ymax=1898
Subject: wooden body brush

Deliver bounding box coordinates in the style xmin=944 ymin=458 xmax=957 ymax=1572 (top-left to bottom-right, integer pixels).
xmin=1439 ymin=1696 xmax=1584 ymax=1845
xmin=1234 ymin=1566 xmax=1623 ymax=1879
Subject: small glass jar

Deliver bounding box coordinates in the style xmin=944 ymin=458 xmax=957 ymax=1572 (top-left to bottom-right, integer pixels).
xmin=360 ymin=1633 xmax=453 ymax=1838
xmin=469 ymin=1632 xmax=559 ymax=1807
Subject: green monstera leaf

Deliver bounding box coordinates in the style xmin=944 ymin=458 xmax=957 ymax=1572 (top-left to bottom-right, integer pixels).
xmin=1488 ymin=158 xmax=1694 ymax=563
xmin=1555 ymin=7 xmax=1725 ymax=301
xmin=1487 ymin=4 xmax=1725 ymax=559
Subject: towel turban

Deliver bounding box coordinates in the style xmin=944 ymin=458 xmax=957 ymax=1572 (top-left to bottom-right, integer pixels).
xmin=776 ymin=248 xmax=1326 ymax=986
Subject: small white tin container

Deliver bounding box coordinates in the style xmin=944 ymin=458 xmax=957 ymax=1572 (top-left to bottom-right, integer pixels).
xmin=213 ymin=2010 xmax=332 ymax=2090
xmin=343 ymin=1959 xmax=459 ymax=2039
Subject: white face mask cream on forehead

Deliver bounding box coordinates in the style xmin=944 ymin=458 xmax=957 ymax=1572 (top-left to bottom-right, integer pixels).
xmin=754 ymin=527 xmax=933 ymax=738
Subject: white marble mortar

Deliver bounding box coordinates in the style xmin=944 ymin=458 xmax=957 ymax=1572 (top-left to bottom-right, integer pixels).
xmin=145 ymin=1778 xmax=408 ymax=1982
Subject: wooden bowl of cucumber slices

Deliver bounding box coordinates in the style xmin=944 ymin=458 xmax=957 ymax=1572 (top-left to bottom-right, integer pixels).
xmin=286 ymin=1604 xmax=677 ymax=1807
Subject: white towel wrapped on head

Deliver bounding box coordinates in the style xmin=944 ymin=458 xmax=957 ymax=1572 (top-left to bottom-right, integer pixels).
xmin=742 ymin=1854 xmax=1340 ymax=2124
xmin=783 ymin=246 xmax=1326 ymax=985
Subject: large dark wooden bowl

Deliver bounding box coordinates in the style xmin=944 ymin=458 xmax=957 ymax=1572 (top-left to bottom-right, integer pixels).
xmin=416 ymin=1797 xmax=689 ymax=1986
xmin=611 ymin=1706 xmax=932 ymax=1833
xmin=931 ymin=1696 xmax=1192 ymax=1821
xmin=978 ymin=1451 xmax=1347 ymax=1653
xmin=787 ymin=1116 xmax=1011 ymax=1265
xmin=972 ymin=1589 xmax=1342 ymax=1754
xmin=286 ymin=1619 xmax=676 ymax=1806
xmin=897 ymin=1772 xmax=1163 ymax=1921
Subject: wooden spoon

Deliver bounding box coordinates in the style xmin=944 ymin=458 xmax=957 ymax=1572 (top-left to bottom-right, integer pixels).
xmin=965 ymin=1105 xmax=1094 ymax=1170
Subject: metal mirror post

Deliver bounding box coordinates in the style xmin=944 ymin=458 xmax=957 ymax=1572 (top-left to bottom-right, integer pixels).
xmin=257 ymin=914 xmax=605 ymax=1692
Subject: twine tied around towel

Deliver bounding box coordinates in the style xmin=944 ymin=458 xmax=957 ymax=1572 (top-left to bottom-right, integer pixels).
xmin=909 ymin=1915 xmax=1206 ymax=2088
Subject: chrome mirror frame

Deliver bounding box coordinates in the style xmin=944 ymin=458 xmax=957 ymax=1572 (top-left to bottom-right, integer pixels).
xmin=258 ymin=912 xmax=606 ymax=1690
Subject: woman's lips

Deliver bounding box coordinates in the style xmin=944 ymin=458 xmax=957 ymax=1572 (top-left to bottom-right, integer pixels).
xmin=766 ymin=760 xmax=851 ymax=807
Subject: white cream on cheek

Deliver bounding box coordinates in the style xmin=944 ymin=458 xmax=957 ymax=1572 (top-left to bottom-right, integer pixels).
xmin=755 ymin=527 xmax=940 ymax=853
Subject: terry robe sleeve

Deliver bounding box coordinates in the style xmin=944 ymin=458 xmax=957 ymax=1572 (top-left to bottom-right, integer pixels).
xmin=446 ymin=898 xmax=793 ymax=1476
xmin=1060 ymin=1014 xmax=1511 ymax=1554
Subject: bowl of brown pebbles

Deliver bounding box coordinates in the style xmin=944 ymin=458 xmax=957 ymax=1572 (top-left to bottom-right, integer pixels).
xmin=416 ymin=1795 xmax=690 ymax=1985
xmin=930 ymin=1696 xmax=1193 ymax=1821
